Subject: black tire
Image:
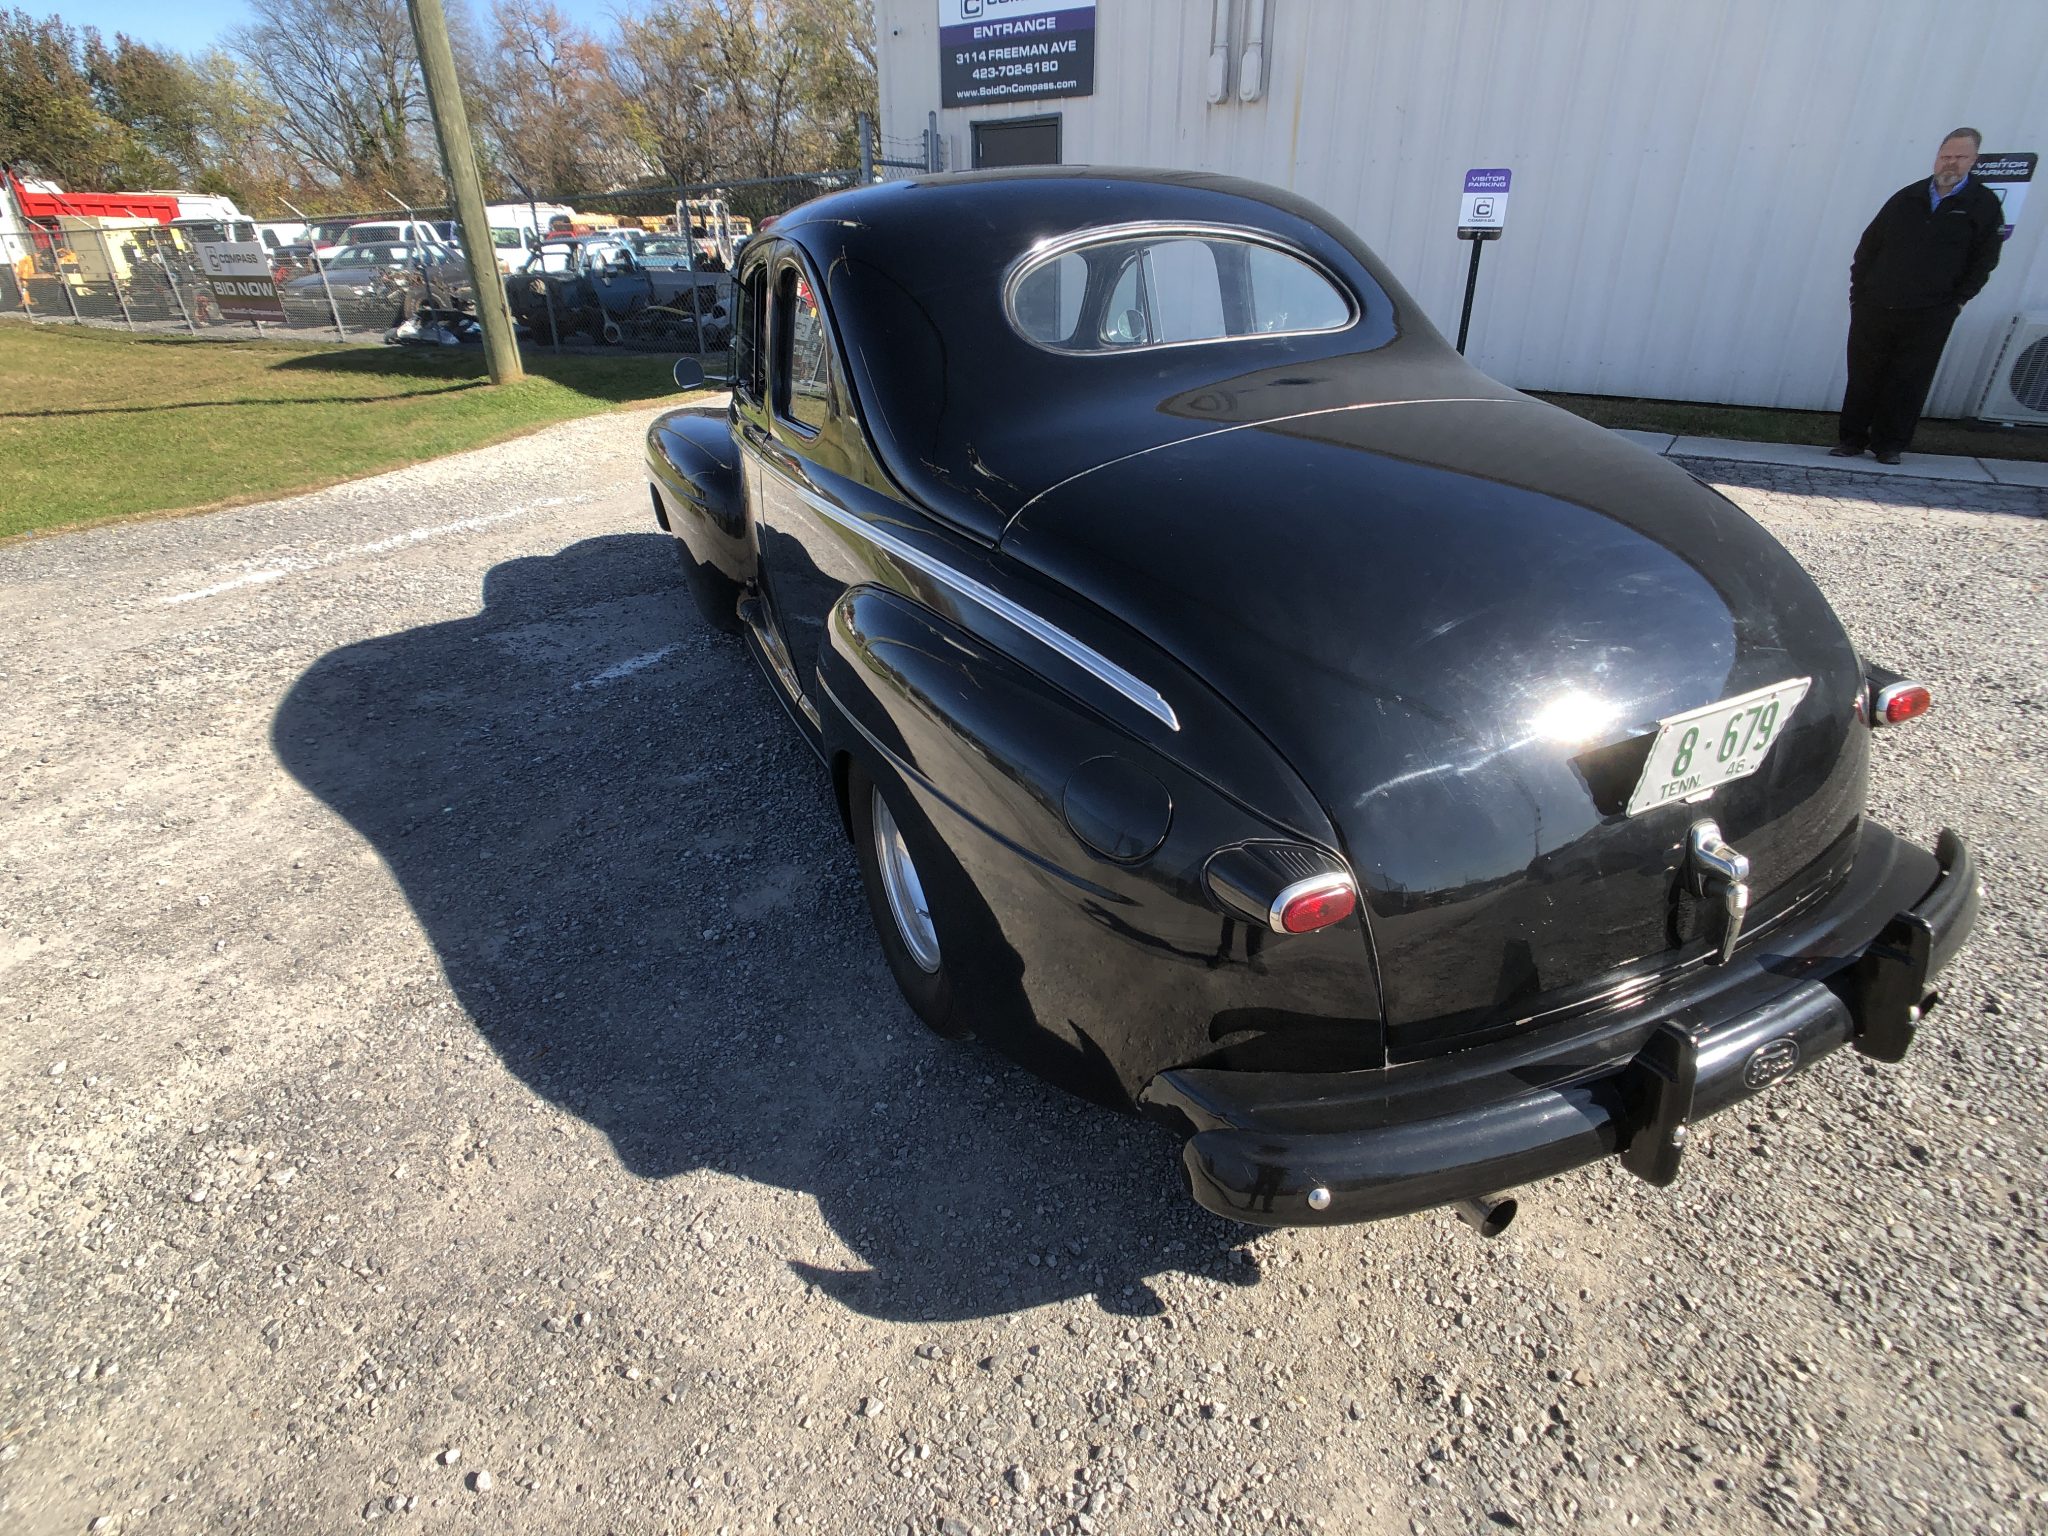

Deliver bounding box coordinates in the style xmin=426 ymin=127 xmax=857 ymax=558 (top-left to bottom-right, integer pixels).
xmin=674 ymin=537 xmax=742 ymax=634
xmin=848 ymin=760 xmax=973 ymax=1040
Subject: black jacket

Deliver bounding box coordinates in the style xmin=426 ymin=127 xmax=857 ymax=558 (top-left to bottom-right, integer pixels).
xmin=1850 ymin=177 xmax=2003 ymax=310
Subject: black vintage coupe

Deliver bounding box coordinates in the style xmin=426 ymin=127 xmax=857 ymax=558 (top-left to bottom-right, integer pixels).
xmin=644 ymin=169 xmax=1978 ymax=1233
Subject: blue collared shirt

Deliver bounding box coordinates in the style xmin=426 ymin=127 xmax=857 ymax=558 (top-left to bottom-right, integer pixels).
xmin=1930 ymin=173 xmax=1971 ymax=209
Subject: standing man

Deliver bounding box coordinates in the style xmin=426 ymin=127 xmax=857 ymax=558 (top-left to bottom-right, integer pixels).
xmin=1834 ymin=128 xmax=2004 ymax=464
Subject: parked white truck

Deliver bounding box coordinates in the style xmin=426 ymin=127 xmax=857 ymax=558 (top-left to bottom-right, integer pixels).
xmin=483 ymin=202 xmax=573 ymax=273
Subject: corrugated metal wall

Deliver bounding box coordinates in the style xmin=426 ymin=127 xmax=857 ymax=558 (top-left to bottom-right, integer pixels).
xmin=878 ymin=0 xmax=2048 ymax=417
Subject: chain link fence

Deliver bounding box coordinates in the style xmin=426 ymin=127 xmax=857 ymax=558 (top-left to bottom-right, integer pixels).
xmin=1 ymin=170 xmax=862 ymax=357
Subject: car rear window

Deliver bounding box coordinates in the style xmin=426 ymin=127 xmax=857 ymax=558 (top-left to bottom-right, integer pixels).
xmin=1009 ymin=229 xmax=1354 ymax=352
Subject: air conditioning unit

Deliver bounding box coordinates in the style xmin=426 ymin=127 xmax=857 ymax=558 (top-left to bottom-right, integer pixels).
xmin=1974 ymin=310 xmax=2048 ymax=424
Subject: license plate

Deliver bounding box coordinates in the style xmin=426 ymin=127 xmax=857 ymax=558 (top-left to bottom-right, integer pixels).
xmin=1625 ymin=677 xmax=1812 ymax=817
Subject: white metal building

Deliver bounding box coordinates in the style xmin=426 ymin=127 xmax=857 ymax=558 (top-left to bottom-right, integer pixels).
xmin=877 ymin=0 xmax=2048 ymax=419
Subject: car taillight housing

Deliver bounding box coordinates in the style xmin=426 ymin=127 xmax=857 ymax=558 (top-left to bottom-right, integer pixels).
xmin=1872 ymin=679 xmax=1932 ymax=725
xmin=1275 ymin=879 xmax=1358 ymax=934
xmin=1205 ymin=845 xmax=1361 ymax=936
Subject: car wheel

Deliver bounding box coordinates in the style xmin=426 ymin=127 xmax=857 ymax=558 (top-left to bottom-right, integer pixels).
xmin=673 ymin=538 xmax=742 ymax=634
xmin=849 ymin=761 xmax=973 ymax=1040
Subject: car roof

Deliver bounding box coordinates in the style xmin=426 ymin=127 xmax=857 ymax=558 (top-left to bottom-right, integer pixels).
xmin=762 ymin=167 xmax=1484 ymax=535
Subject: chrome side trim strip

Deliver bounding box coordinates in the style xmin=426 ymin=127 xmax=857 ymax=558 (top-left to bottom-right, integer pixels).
xmin=745 ymin=445 xmax=1181 ymax=732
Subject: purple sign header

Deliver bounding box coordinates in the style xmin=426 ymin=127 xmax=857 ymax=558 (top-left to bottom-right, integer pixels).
xmin=1463 ymin=169 xmax=1512 ymax=194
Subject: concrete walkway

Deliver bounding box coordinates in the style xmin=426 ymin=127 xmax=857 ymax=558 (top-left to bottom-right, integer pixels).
xmin=1608 ymin=428 xmax=2048 ymax=489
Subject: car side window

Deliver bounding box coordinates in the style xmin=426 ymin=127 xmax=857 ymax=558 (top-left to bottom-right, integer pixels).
xmin=1141 ymin=238 xmax=1228 ymax=343
xmin=732 ymin=263 xmax=767 ymax=405
xmin=1012 ymin=229 xmax=1355 ymax=352
xmin=1102 ymin=254 xmax=1147 ymax=346
xmin=772 ymin=263 xmax=835 ymax=436
xmin=1098 ymin=240 xmax=1228 ymax=345
xmin=1012 ymin=250 xmax=1087 ymax=345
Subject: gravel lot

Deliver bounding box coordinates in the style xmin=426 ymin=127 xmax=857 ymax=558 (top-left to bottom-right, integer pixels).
xmin=1 ymin=413 xmax=2043 ymax=1536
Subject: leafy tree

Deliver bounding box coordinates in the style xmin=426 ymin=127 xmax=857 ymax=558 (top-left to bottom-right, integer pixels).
xmin=84 ymin=29 xmax=209 ymax=183
xmin=608 ymin=0 xmax=877 ymax=188
xmin=1 ymin=12 xmax=134 ymax=186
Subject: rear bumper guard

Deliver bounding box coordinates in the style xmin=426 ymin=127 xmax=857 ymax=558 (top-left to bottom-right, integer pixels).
xmin=1143 ymin=827 xmax=1979 ymax=1227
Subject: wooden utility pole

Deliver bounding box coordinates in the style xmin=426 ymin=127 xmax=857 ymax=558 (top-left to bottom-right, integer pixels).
xmin=407 ymin=0 xmax=523 ymax=383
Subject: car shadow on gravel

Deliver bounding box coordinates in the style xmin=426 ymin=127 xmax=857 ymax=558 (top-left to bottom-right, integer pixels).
xmin=272 ymin=531 xmax=1261 ymax=1323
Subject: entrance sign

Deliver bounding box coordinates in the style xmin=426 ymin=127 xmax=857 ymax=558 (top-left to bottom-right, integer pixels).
xmin=1458 ymin=168 xmax=1511 ymax=235
xmin=1973 ymin=152 xmax=2036 ymax=241
xmin=939 ymin=0 xmax=1095 ymax=108
xmin=198 ymin=240 xmax=283 ymax=323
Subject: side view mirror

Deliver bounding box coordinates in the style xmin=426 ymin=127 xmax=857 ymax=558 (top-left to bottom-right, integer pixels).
xmin=673 ymin=358 xmax=705 ymax=390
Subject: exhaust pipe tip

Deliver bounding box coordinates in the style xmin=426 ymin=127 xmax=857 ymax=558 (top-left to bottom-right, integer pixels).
xmin=1452 ymin=1193 xmax=1517 ymax=1239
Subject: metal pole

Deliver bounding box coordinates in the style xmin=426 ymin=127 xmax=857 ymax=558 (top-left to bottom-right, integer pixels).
xmin=927 ymin=111 xmax=941 ymax=173
xmin=1454 ymin=235 xmax=1485 ymax=356
xmin=674 ymin=184 xmax=703 ymax=357
xmin=314 ymin=248 xmax=348 ymax=340
xmin=407 ymin=0 xmax=525 ymax=381
xmin=281 ymin=194 xmax=347 ymax=339
xmin=150 ymin=235 xmax=198 ymax=335
xmin=858 ymin=111 xmax=874 ymax=182
xmin=99 ymin=230 xmax=134 ymax=330
xmin=12 ymin=238 xmax=36 ymax=324
xmin=56 ymin=234 xmax=81 ymax=324
xmin=381 ymin=184 xmax=427 ymax=315
xmin=11 ymin=245 xmax=34 ymax=323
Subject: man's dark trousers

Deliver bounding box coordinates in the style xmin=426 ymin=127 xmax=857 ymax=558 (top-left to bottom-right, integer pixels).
xmin=1839 ymin=302 xmax=1958 ymax=455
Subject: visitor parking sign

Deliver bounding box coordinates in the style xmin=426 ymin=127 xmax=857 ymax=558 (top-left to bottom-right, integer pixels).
xmin=1459 ymin=169 xmax=1511 ymax=234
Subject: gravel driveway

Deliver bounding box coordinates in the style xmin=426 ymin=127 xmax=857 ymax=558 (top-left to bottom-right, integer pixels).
xmin=2 ymin=414 xmax=2043 ymax=1536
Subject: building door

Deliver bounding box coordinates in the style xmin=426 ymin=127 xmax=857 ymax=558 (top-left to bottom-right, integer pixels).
xmin=972 ymin=116 xmax=1061 ymax=169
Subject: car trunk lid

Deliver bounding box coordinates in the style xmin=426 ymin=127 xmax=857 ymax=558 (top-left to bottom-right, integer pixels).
xmin=999 ymin=397 xmax=1868 ymax=1058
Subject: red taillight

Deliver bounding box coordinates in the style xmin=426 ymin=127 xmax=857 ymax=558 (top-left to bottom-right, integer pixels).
xmin=1277 ymin=880 xmax=1357 ymax=934
xmin=1874 ymin=680 xmax=1932 ymax=725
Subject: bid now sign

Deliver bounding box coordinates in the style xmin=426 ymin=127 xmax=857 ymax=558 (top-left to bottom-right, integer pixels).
xmin=1459 ymin=168 xmax=1511 ymax=233
xmin=198 ymin=240 xmax=284 ymax=323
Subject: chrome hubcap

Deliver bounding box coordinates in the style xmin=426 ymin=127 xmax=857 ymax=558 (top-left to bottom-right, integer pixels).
xmin=873 ymin=788 xmax=940 ymax=974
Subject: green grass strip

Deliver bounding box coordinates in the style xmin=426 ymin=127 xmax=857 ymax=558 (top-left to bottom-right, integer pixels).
xmin=0 ymin=325 xmax=696 ymax=539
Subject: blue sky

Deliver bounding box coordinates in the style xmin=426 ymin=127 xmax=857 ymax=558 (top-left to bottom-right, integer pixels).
xmin=67 ymin=0 xmax=624 ymax=55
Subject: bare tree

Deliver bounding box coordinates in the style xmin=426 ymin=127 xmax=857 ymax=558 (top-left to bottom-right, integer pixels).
xmin=477 ymin=0 xmax=630 ymax=197
xmin=231 ymin=0 xmax=437 ymax=199
xmin=608 ymin=3 xmax=717 ymax=189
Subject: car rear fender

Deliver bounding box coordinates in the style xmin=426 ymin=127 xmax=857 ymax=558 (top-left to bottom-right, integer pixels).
xmin=815 ymin=585 xmax=1388 ymax=1099
xmin=646 ymin=408 xmax=749 ymax=583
